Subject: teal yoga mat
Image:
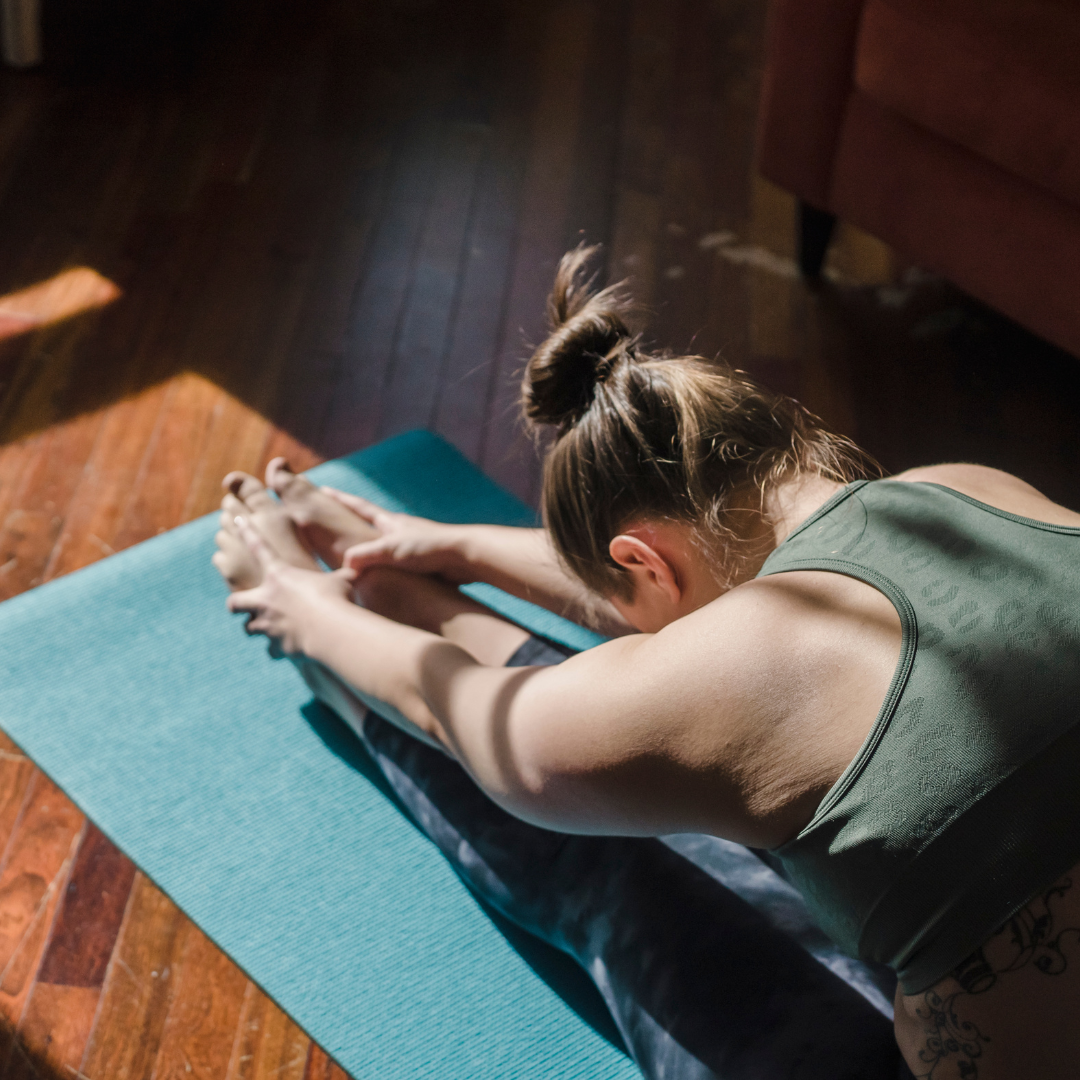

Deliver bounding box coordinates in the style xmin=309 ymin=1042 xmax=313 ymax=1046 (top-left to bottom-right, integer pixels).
xmin=0 ymin=430 xmax=631 ymax=1079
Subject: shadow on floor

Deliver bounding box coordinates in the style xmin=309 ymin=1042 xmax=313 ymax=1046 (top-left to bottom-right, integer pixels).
xmin=0 ymin=1020 xmax=78 ymax=1080
xmin=813 ymin=272 xmax=1080 ymax=507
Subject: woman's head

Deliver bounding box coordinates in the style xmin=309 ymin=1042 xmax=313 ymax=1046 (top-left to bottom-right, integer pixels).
xmin=521 ymin=246 xmax=878 ymax=601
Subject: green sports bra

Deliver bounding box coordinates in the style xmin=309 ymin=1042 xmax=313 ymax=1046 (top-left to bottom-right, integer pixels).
xmin=758 ymin=478 xmax=1080 ymax=994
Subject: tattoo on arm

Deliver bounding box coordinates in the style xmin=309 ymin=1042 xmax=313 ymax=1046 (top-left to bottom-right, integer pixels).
xmin=911 ymin=876 xmax=1080 ymax=1079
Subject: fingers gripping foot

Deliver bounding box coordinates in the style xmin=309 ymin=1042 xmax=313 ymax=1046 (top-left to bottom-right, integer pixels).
xmin=264 ymin=457 xmax=379 ymax=568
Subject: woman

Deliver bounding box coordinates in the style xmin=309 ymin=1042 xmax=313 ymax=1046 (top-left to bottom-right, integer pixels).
xmin=216 ymin=248 xmax=1080 ymax=1080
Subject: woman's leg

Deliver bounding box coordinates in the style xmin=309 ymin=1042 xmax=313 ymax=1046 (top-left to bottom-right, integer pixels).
xmin=220 ymin=474 xmax=903 ymax=1080
xmin=309 ymin=639 xmax=902 ymax=1080
xmin=292 ymin=574 xmax=902 ymax=1078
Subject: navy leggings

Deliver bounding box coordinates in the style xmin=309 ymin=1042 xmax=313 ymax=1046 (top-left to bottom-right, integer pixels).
xmin=295 ymin=637 xmax=910 ymax=1080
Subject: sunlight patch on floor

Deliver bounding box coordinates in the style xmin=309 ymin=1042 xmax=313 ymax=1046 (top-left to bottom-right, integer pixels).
xmin=0 ymin=267 xmax=122 ymax=342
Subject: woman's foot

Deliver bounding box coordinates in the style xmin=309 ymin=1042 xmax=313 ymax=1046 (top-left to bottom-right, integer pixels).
xmin=213 ymin=473 xmax=321 ymax=590
xmin=262 ymin=457 xmax=379 ymax=568
xmin=212 ymin=514 xmax=263 ymax=591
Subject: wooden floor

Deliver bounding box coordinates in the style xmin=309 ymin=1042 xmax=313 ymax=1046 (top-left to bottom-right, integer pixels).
xmin=0 ymin=0 xmax=1078 ymax=1076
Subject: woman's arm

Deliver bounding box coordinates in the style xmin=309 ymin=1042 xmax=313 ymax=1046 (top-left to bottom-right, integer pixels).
xmin=226 ymin=520 xmax=751 ymax=837
xmin=322 ymin=490 xmax=632 ymax=637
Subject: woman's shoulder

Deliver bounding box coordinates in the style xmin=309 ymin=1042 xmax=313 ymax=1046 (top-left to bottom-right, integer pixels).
xmin=888 ymin=463 xmax=1080 ymax=528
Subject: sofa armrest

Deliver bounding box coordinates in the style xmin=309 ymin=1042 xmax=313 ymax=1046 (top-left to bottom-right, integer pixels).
xmin=756 ymin=0 xmax=866 ymax=208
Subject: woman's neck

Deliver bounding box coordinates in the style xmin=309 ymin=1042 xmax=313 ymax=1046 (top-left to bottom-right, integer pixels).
xmin=719 ymin=472 xmax=846 ymax=589
xmin=763 ymin=472 xmax=847 ymax=548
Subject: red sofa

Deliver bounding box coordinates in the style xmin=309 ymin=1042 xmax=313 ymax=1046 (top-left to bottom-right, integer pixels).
xmin=757 ymin=0 xmax=1080 ymax=359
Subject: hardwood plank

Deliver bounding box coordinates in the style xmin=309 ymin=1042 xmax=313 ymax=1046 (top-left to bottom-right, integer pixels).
xmin=0 ymin=94 xmax=122 ymax=299
xmin=377 ymin=120 xmax=488 ymax=440
xmin=236 ymin=70 xmax=339 ymax=370
xmin=78 ymin=873 xmax=186 ymax=1080
xmin=42 ymin=383 xmax=171 ymax=580
xmin=185 ymin=80 xmax=324 ymax=405
xmin=650 ymin=0 xmax=732 ymax=361
xmin=609 ymin=185 xmax=662 ymax=318
xmin=0 ymin=436 xmax=44 ymax=539
xmin=0 ymin=730 xmax=25 ymax=757
xmin=559 ymin=0 xmax=630 ymax=256
xmin=827 ymin=221 xmax=896 ymax=288
xmin=0 ymin=412 xmax=106 ymax=599
xmin=203 ymin=72 xmax=279 ymax=190
xmin=321 ymin=109 xmax=446 ymax=457
xmin=0 ymin=743 xmax=35 ymax=855
xmin=268 ymin=142 xmax=390 ymax=452
xmin=743 ymin=177 xmax=862 ymax=433
xmin=0 ymin=776 xmax=84 ymax=988
xmin=607 ymin=0 xmax=676 ymax=318
xmin=149 ymin=920 xmax=248 ymax=1080
xmin=378 ymin=0 xmax=531 ymax=450
xmin=180 ymin=84 xmax=345 ymax=505
xmin=135 ymin=179 xmax=244 ymax=388
xmin=698 ymin=2 xmax=762 ymax=370
xmin=257 ymin=429 xmax=322 ymax=479
xmin=0 ymin=77 xmax=49 ymax=211
xmin=316 ymin=1 xmax=499 ymax=456
xmin=430 ymin=4 xmax=539 ymax=461
xmin=273 ymin=6 xmax=474 ymax=454
xmin=0 ymin=100 xmax=153 ymax=440
xmin=106 ymin=374 xmax=222 ymax=551
xmin=227 ymin=983 xmax=309 ymax=1080
xmin=181 ymin=391 xmax=271 ymax=523
xmin=8 ymin=983 xmax=99 ymax=1080
xmin=302 ymin=1043 xmax=350 ymax=1080
xmin=745 ymin=173 xmax=798 ymax=365
xmin=0 ymin=775 xmax=85 ymax=1063
xmin=37 ymin=824 xmax=137 ymax=988
xmin=480 ymin=0 xmax=597 ymax=502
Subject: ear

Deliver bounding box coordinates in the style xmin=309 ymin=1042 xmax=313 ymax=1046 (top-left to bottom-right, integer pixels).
xmin=608 ymin=534 xmax=682 ymax=605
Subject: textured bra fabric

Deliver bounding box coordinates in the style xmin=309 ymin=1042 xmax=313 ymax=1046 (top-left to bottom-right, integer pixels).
xmin=757 ymin=479 xmax=1080 ymax=993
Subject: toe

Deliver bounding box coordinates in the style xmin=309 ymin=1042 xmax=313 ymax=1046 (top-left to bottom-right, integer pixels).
xmin=264 ymin=457 xmax=293 ymax=493
xmin=229 ymin=472 xmax=278 ymax=513
xmin=266 ymin=457 xmax=314 ymax=500
xmin=223 ymin=470 xmax=252 ymax=493
xmin=212 ymin=528 xmax=262 ymax=589
xmin=221 ymin=494 xmax=246 ymax=525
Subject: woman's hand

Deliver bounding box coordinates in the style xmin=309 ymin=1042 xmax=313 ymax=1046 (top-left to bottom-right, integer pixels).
xmin=227 ymin=517 xmax=356 ymax=655
xmin=321 ymin=489 xmax=469 ymax=581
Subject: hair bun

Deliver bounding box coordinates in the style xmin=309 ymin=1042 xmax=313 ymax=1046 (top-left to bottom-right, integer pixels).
xmin=522 ymin=246 xmax=635 ymax=429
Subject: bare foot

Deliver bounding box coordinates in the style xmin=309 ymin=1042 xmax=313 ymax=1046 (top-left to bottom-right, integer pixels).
xmin=263 ymin=457 xmax=379 ymax=568
xmin=213 ymin=472 xmax=321 ymax=590
xmin=212 ymin=514 xmax=263 ymax=591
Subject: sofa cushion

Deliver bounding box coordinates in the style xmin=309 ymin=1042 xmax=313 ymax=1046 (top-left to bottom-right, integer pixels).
xmin=854 ymin=0 xmax=1080 ymax=205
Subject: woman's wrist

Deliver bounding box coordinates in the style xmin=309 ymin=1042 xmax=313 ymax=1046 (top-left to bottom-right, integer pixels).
xmin=438 ymin=523 xmax=485 ymax=583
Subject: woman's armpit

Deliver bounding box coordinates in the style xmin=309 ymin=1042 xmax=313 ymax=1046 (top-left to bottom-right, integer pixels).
xmin=894 ymin=868 xmax=1080 ymax=1079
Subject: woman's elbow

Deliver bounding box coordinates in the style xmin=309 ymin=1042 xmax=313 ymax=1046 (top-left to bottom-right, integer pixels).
xmin=464 ymin=743 xmax=587 ymax=832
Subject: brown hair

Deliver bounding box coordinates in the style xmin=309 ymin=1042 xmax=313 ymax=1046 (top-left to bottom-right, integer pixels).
xmin=521 ymin=246 xmax=880 ymax=599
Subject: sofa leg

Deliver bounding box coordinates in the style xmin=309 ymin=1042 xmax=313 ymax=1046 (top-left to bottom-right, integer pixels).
xmin=797 ymin=201 xmax=837 ymax=278
xmin=1 ymin=0 xmax=43 ymax=67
